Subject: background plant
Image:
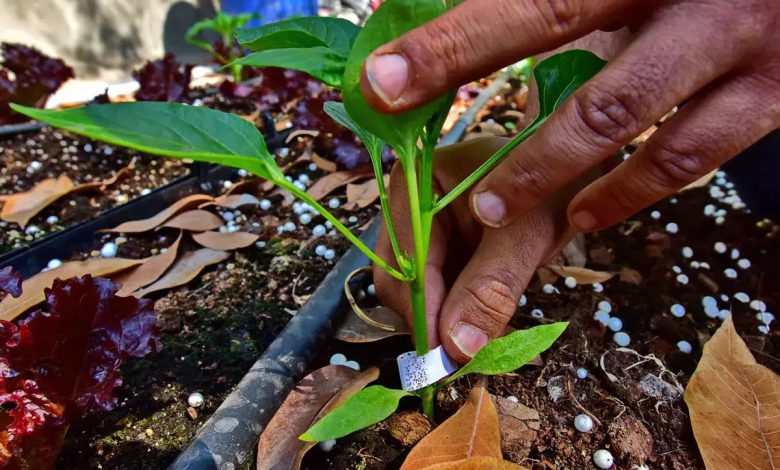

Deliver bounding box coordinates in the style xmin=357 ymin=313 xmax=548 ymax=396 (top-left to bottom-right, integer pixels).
xmin=186 ymin=11 xmax=259 ymax=82
xmin=13 ymin=0 xmax=605 ymax=442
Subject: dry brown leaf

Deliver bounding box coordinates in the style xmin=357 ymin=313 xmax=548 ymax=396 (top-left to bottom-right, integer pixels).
xmin=225 ymin=178 xmax=265 ymax=196
xmin=401 ymin=380 xmax=501 ymax=470
xmin=114 ymin=233 xmax=183 ymax=296
xmin=543 ymin=264 xmax=614 ymax=285
xmin=306 ymin=166 xmax=373 ymax=201
xmin=257 ymin=365 xmax=379 ymax=470
xmin=680 ymin=169 xmax=717 ymax=192
xmin=161 ymin=210 xmax=223 ymax=232
xmin=135 ymin=248 xmax=230 ymax=297
xmin=102 ymin=194 xmax=214 ymax=233
xmin=192 ymin=231 xmax=259 ymax=250
xmin=684 ymin=316 xmax=780 ymax=470
xmin=344 ymin=174 xmax=390 ymax=210
xmin=210 ymin=194 xmax=261 ymax=208
xmin=493 ymin=396 xmax=539 ymax=462
xmin=421 ymin=457 xmax=525 ymax=470
xmin=312 ymin=152 xmax=337 ymax=172
xmin=0 ymin=257 xmax=144 ymax=321
xmin=71 ymin=159 xmax=135 ymax=193
xmin=285 ymin=129 xmax=320 ymax=143
xmin=334 ymin=306 xmax=411 ymax=343
xmin=0 ymin=175 xmax=75 ymax=227
xmin=619 ymin=267 xmax=643 ymax=285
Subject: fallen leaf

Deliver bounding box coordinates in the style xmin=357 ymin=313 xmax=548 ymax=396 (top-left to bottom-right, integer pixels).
xmin=334 ymin=306 xmax=410 ymax=343
xmin=387 ymin=412 xmax=432 ymax=446
xmin=401 ymin=381 xmax=501 ymax=470
xmin=71 ymin=159 xmax=135 ymax=192
xmin=211 ymin=194 xmax=261 ymax=208
xmin=493 ymin=396 xmax=540 ymax=461
xmin=344 ymin=175 xmax=390 ymax=210
xmin=0 ymin=175 xmax=75 ymax=227
xmin=685 ymin=316 xmax=780 ymax=470
xmin=312 ymin=152 xmax=337 ymax=173
xmin=680 ymin=169 xmax=717 ymax=192
xmin=257 ymin=365 xmax=379 ymax=470
xmin=225 ymin=178 xmax=265 ymax=196
xmin=0 ymin=257 xmax=143 ymax=321
xmin=161 ymin=210 xmax=223 ymax=232
xmin=285 ymin=129 xmax=320 ymax=143
xmin=306 ymin=166 xmax=373 ymax=201
xmin=619 ymin=267 xmax=642 ymax=285
xmin=114 ymin=233 xmax=182 ymax=296
xmin=421 ymin=457 xmax=524 ymax=470
xmin=102 ymin=194 xmax=214 ymax=233
xmin=135 ymin=248 xmax=230 ymax=297
xmin=543 ymin=264 xmax=614 ymax=285
xmin=192 ymin=231 xmax=259 ymax=250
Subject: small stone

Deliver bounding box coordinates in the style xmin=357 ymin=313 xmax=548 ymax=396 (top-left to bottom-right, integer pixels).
xmin=593 ymin=282 xmax=604 ymax=293
xmin=577 ymin=368 xmax=589 ymax=379
xmin=319 ymin=439 xmax=337 ymax=452
xmin=681 ymin=246 xmax=694 ymax=258
xmin=665 ymin=222 xmax=679 ymax=234
xmin=546 ymin=376 xmax=566 ymax=403
xmin=574 ymin=414 xmax=594 ymax=433
xmin=564 ymin=276 xmax=577 ymax=288
xmin=670 ymin=304 xmax=686 ymax=318
xmin=593 ymin=449 xmax=614 ymax=469
xmin=613 ymin=332 xmax=630 ymax=347
xmin=259 ymin=199 xmax=271 ymax=210
xmin=328 ymin=198 xmax=340 ymax=209
xmin=677 ymin=340 xmax=692 ymax=354
xmin=714 ymin=241 xmax=727 ymax=254
xmin=187 ymin=392 xmax=204 ymax=408
xmin=100 ymin=242 xmax=118 ymax=258
xmin=723 ymin=268 xmax=738 ymax=279
xmin=598 ymin=300 xmax=612 ymax=313
xmin=329 ymin=353 xmax=347 ymax=366
xmin=650 ymin=210 xmax=661 ymax=220
xmin=608 ymin=317 xmax=623 ymax=332
xmin=312 ymin=224 xmax=326 ymax=237
xmin=518 ymin=294 xmax=527 ymax=307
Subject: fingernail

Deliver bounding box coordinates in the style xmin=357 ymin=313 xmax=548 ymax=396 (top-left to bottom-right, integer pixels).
xmin=472 ymin=191 xmax=505 ymax=227
xmin=366 ymin=53 xmax=408 ymax=104
xmin=571 ymin=210 xmax=597 ymax=231
xmin=449 ymin=322 xmax=489 ymax=357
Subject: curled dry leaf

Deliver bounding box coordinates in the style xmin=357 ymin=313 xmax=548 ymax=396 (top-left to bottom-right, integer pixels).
xmin=101 ymin=194 xmax=214 ymax=233
xmin=135 ymin=248 xmax=230 ymax=297
xmin=210 ymin=193 xmax=261 ymax=209
xmin=684 ymin=316 xmax=780 ymax=470
xmin=192 ymin=231 xmax=260 ymax=251
xmin=161 ymin=210 xmax=223 ymax=232
xmin=619 ymin=267 xmax=643 ymax=285
xmin=306 ymin=166 xmax=373 ymax=201
xmin=401 ymin=380 xmax=501 ymax=470
xmin=344 ymin=174 xmax=390 ymax=210
xmin=543 ymin=264 xmax=614 ymax=285
xmin=312 ymin=152 xmax=337 ymax=173
xmin=0 ymin=257 xmax=143 ymax=321
xmin=285 ymin=129 xmax=320 ymax=143
xmin=257 ymin=365 xmax=379 ymax=470
xmin=334 ymin=306 xmax=410 ymax=343
xmin=422 ymin=457 xmax=524 ymax=470
xmin=114 ymin=233 xmax=182 ymax=296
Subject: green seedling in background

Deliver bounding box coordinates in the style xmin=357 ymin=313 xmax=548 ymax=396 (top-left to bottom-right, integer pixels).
xmin=186 ymin=10 xmax=260 ymax=82
xmin=14 ymin=0 xmax=606 ymax=442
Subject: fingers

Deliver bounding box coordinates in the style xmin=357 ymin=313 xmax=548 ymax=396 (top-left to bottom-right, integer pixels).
xmin=361 ymin=0 xmax=635 ymax=113
xmin=470 ymin=5 xmax=753 ymax=229
xmin=567 ymin=70 xmax=780 ymax=230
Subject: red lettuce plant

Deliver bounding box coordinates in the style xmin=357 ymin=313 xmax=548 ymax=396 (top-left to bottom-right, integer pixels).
xmin=133 ymin=53 xmax=193 ymax=102
xmin=0 ymin=43 xmax=74 ymax=125
xmin=0 ymin=275 xmax=161 ymax=468
xmin=0 ymin=268 xmax=21 ymax=299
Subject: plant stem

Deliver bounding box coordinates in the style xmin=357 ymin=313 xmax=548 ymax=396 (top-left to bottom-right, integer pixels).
xmin=420 ymin=385 xmax=435 ymax=421
xmin=367 ymin=143 xmax=409 ymax=276
xmin=282 ymin=180 xmax=411 ymax=282
xmin=403 ymin=156 xmax=429 ymax=356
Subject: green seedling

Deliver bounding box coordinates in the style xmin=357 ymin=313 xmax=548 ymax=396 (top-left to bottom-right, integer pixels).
xmin=13 ymin=0 xmax=606 ymax=442
xmin=186 ymin=11 xmax=260 ymax=82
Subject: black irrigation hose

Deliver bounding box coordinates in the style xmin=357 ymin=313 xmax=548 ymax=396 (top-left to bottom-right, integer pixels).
xmin=170 ymin=218 xmax=381 ymax=470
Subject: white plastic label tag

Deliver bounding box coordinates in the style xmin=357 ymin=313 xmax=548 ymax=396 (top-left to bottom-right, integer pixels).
xmin=397 ymin=345 xmax=458 ymax=392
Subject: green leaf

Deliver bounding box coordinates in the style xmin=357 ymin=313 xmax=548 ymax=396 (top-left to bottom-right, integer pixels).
xmin=444 ymin=322 xmax=568 ymax=384
xmin=236 ymin=16 xmax=360 ymax=56
xmin=342 ymin=0 xmax=451 ymax=155
xmin=10 ymin=102 xmax=283 ymax=181
xmin=186 ymin=12 xmax=260 ymax=52
xmin=300 ymin=386 xmax=412 ymax=442
xmin=232 ymin=47 xmax=347 ymax=88
xmin=323 ymin=101 xmax=383 ymax=153
xmin=534 ymin=49 xmax=607 ymax=120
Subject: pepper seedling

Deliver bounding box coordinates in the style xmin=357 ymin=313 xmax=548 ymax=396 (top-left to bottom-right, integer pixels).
xmin=13 ymin=0 xmax=606 ymax=442
xmin=186 ymin=11 xmax=260 ymax=82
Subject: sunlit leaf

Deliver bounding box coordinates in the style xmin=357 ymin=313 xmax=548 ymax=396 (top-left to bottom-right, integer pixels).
xmin=237 ymin=16 xmax=359 ymax=56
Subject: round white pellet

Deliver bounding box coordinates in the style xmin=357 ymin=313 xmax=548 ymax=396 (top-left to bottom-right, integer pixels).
xmin=84 ymin=143 xmax=93 ymax=152
xmin=704 ymin=304 xmax=720 ymax=319
xmin=564 ymin=276 xmax=577 ymax=288
xmin=613 ymin=332 xmax=630 ymax=346
xmin=650 ymin=210 xmax=661 ymax=220
xmin=367 ymin=284 xmax=376 ymax=296
xmin=681 ymin=247 xmax=694 ymax=258
xmin=506 ymin=395 xmax=519 ymax=403
xmin=670 ymin=304 xmax=686 ymax=317
xmin=518 ymin=294 xmax=527 ymax=307
xmin=283 ymin=221 xmax=296 ymax=232
xmin=701 ymin=296 xmax=717 ymax=308
xmin=677 ymin=340 xmax=692 ymax=354
xmin=734 ymin=292 xmax=750 ymax=303
xmin=593 ymin=449 xmax=614 ymax=469
xmin=690 ymin=260 xmax=701 ymax=269
xmin=298 ymin=173 xmax=310 ymax=185
xmin=343 ymin=360 xmax=360 ymax=371
xmin=665 ymin=222 xmax=679 ymax=234
xmin=348 ymin=215 xmax=358 ymax=224
xmin=714 ymin=242 xmax=727 ymax=254
xmin=608 ymin=317 xmax=623 ymax=332
xmin=704 ymin=204 xmax=716 ymax=216
xmin=750 ymin=300 xmax=767 ymax=312
xmin=299 ymin=213 xmax=312 ymax=225
xmin=47 ymin=258 xmax=63 ymax=270
xmin=592 ymin=282 xmax=604 ymax=293
xmin=329 ymin=353 xmax=347 ymax=366
xmin=255 ymin=241 xmax=266 ymax=249
xmin=576 ymin=368 xmax=589 ymax=379
xmin=542 ymin=284 xmax=557 ymax=294
xmin=324 ymin=249 xmax=336 ymax=260
xmin=325 ymin=221 xmax=333 ymax=229
xmin=531 ymin=309 xmax=544 ymax=318
xmin=100 ymin=242 xmax=117 ymax=258
xmin=723 ymin=268 xmax=738 ymax=279
xmin=700 ymin=262 xmax=711 ymax=270
xmin=293 ymin=181 xmax=306 ymax=191
xmin=718 ymin=310 xmax=730 ymax=320
xmin=598 ymin=301 xmax=612 ymax=313
xmin=715 ymin=216 xmax=725 ymax=225
xmin=676 ymin=274 xmax=689 ymax=285
xmin=328 ymin=198 xmax=340 ymax=209
xmin=259 ymin=199 xmax=271 ymax=210
xmin=672 ymin=265 xmax=682 ymax=274
xmin=737 ymin=259 xmax=751 ymax=269
xmin=758 ymin=325 xmax=770 ymax=335
xmin=594 ymin=310 xmax=611 ymax=325
xmin=315 ymin=245 xmax=327 ymax=256
xmin=730 ymin=248 xmax=740 ymax=260
xmin=187 ymin=392 xmax=204 ymax=408
xmin=574 ymin=414 xmax=594 ymax=433
xmin=312 ymin=224 xmax=327 ymax=237
xmin=319 ymin=439 xmax=337 ymax=452
xmin=237 ymin=169 xmax=249 ymax=177
xmin=308 ymin=163 xmax=318 ymax=172
xmin=758 ymin=312 xmax=775 ymax=324
xmin=46 ymin=215 xmax=59 ymax=225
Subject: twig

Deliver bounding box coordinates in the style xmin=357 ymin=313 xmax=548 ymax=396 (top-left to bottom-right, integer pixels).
xmin=567 ymin=377 xmax=602 ymax=427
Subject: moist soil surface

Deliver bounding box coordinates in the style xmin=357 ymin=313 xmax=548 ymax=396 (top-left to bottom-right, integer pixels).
xmin=300 ymin=173 xmax=778 ymax=469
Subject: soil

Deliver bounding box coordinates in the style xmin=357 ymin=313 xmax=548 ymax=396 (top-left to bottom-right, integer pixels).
xmin=300 ymin=170 xmax=778 ymax=469
xmin=0 ymin=128 xmax=189 ymax=253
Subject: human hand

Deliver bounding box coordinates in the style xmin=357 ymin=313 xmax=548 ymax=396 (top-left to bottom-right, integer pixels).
xmin=361 ymin=0 xmax=780 ymax=232
xmin=373 ymin=137 xmax=583 ymax=363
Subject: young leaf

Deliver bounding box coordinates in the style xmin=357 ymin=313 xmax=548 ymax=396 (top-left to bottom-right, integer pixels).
xmin=534 ymin=49 xmax=607 ymax=120
xmin=444 ymin=323 xmax=568 ymax=384
xmin=236 ymin=16 xmax=360 ymax=57
xmin=322 ymin=101 xmax=383 ymax=155
xmin=231 ymin=47 xmax=348 ymax=88
xmin=299 ymin=385 xmax=413 ymax=442
xmin=10 ymin=103 xmax=283 ymax=181
xmin=342 ymin=0 xmax=452 ymax=154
